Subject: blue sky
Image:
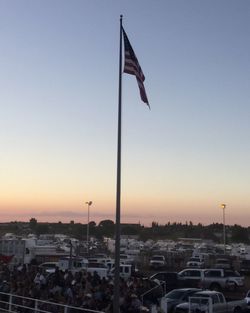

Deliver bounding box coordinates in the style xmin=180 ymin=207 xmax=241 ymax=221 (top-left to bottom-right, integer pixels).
xmin=0 ymin=0 xmax=249 ymax=226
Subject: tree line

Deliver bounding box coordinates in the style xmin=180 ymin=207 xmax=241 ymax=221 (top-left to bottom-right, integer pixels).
xmin=1 ymin=218 xmax=249 ymax=244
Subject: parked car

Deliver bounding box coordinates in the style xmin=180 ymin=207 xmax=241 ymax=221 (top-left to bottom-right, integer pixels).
xmin=39 ymin=262 xmax=58 ymax=274
xmin=240 ymin=259 xmax=250 ymax=275
xmin=160 ymin=288 xmax=202 ymax=313
xmin=186 ymin=260 xmax=204 ymax=268
xmin=58 ymin=257 xmax=88 ymax=273
xmin=149 ymin=255 xmax=166 ymax=269
xmin=87 ymin=262 xmax=109 ymax=279
xmin=108 ymin=264 xmax=134 ymax=280
xmin=178 ymin=268 xmax=244 ymax=291
xmin=93 ymin=253 xmax=108 ymax=258
xmin=215 ymin=258 xmax=232 ymax=269
xmin=150 ymin=272 xmax=180 ymax=292
xmin=203 ymin=269 xmax=244 ymax=291
xmin=87 ymin=256 xmax=113 ymax=266
xmin=119 ymin=254 xmax=134 ymax=265
xmin=186 ymin=257 xmax=204 ymax=268
xmin=174 ymin=290 xmax=247 ymax=313
xmin=178 ymin=269 xmax=204 ymax=289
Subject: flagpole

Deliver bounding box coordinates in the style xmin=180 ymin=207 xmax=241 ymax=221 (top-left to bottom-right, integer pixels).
xmin=113 ymin=14 xmax=123 ymax=313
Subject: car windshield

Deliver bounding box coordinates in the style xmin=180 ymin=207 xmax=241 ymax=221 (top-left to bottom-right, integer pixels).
xmin=224 ymin=270 xmax=240 ymax=277
xmin=152 ymin=256 xmax=163 ymax=260
xmin=165 ymin=290 xmax=186 ymax=300
xmin=191 ymin=297 xmax=210 ymax=305
xmin=216 ymin=259 xmax=229 ymax=264
xmin=190 ymin=258 xmax=200 ymax=262
xmin=42 ymin=264 xmax=57 ymax=268
xmin=88 ymin=263 xmax=106 ymax=268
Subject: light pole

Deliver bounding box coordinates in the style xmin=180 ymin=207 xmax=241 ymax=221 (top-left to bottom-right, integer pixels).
xmin=85 ymin=201 xmax=92 ymax=255
xmin=221 ymin=203 xmax=226 ymax=254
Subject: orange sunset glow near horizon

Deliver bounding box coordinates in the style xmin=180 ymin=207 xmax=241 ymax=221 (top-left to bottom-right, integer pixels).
xmin=0 ymin=197 xmax=249 ymax=227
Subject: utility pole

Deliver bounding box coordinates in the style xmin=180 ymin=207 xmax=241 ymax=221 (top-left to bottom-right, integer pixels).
xmin=221 ymin=203 xmax=226 ymax=254
xmin=85 ymin=201 xmax=92 ymax=255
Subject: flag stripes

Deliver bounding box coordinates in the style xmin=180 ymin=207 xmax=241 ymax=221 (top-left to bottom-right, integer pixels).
xmin=122 ymin=27 xmax=149 ymax=106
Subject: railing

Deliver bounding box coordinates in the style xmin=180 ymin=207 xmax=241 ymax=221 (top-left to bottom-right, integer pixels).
xmin=0 ymin=292 xmax=104 ymax=313
xmin=140 ymin=280 xmax=166 ymax=306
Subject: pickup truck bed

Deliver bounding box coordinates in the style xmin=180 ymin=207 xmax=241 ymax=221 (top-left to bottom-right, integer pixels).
xmin=174 ymin=290 xmax=247 ymax=313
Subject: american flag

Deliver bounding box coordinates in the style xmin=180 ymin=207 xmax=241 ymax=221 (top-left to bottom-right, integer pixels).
xmin=122 ymin=27 xmax=149 ymax=107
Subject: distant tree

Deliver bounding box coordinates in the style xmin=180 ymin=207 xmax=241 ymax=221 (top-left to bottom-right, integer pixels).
xmin=3 ymin=219 xmax=249 ymax=244
xmin=98 ymin=220 xmax=115 ymax=237
xmin=231 ymin=224 xmax=249 ymax=243
xmin=122 ymin=225 xmax=139 ymax=235
xmin=8 ymin=221 xmax=20 ymax=234
xmin=89 ymin=221 xmax=96 ymax=227
xmin=98 ymin=220 xmax=114 ymax=228
xmin=151 ymin=221 xmax=158 ymax=228
xmin=36 ymin=224 xmax=49 ymax=235
xmin=70 ymin=223 xmax=84 ymax=240
xmin=29 ymin=218 xmax=37 ymax=230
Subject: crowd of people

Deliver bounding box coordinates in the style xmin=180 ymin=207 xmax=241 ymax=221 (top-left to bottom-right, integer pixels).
xmin=0 ymin=262 xmax=163 ymax=313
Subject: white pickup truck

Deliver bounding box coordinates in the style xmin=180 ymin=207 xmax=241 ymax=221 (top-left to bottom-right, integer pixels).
xmin=174 ymin=290 xmax=247 ymax=313
xmin=178 ymin=268 xmax=244 ymax=291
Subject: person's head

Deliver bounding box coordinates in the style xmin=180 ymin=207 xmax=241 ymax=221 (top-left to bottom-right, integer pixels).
xmin=85 ymin=293 xmax=92 ymax=300
xmin=131 ymin=294 xmax=137 ymax=299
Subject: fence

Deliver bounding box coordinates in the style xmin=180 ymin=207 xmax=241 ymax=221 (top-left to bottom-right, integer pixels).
xmin=0 ymin=292 xmax=104 ymax=313
xmin=189 ymin=296 xmax=213 ymax=313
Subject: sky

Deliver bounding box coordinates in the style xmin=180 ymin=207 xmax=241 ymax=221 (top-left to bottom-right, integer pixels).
xmin=0 ymin=0 xmax=249 ymax=227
